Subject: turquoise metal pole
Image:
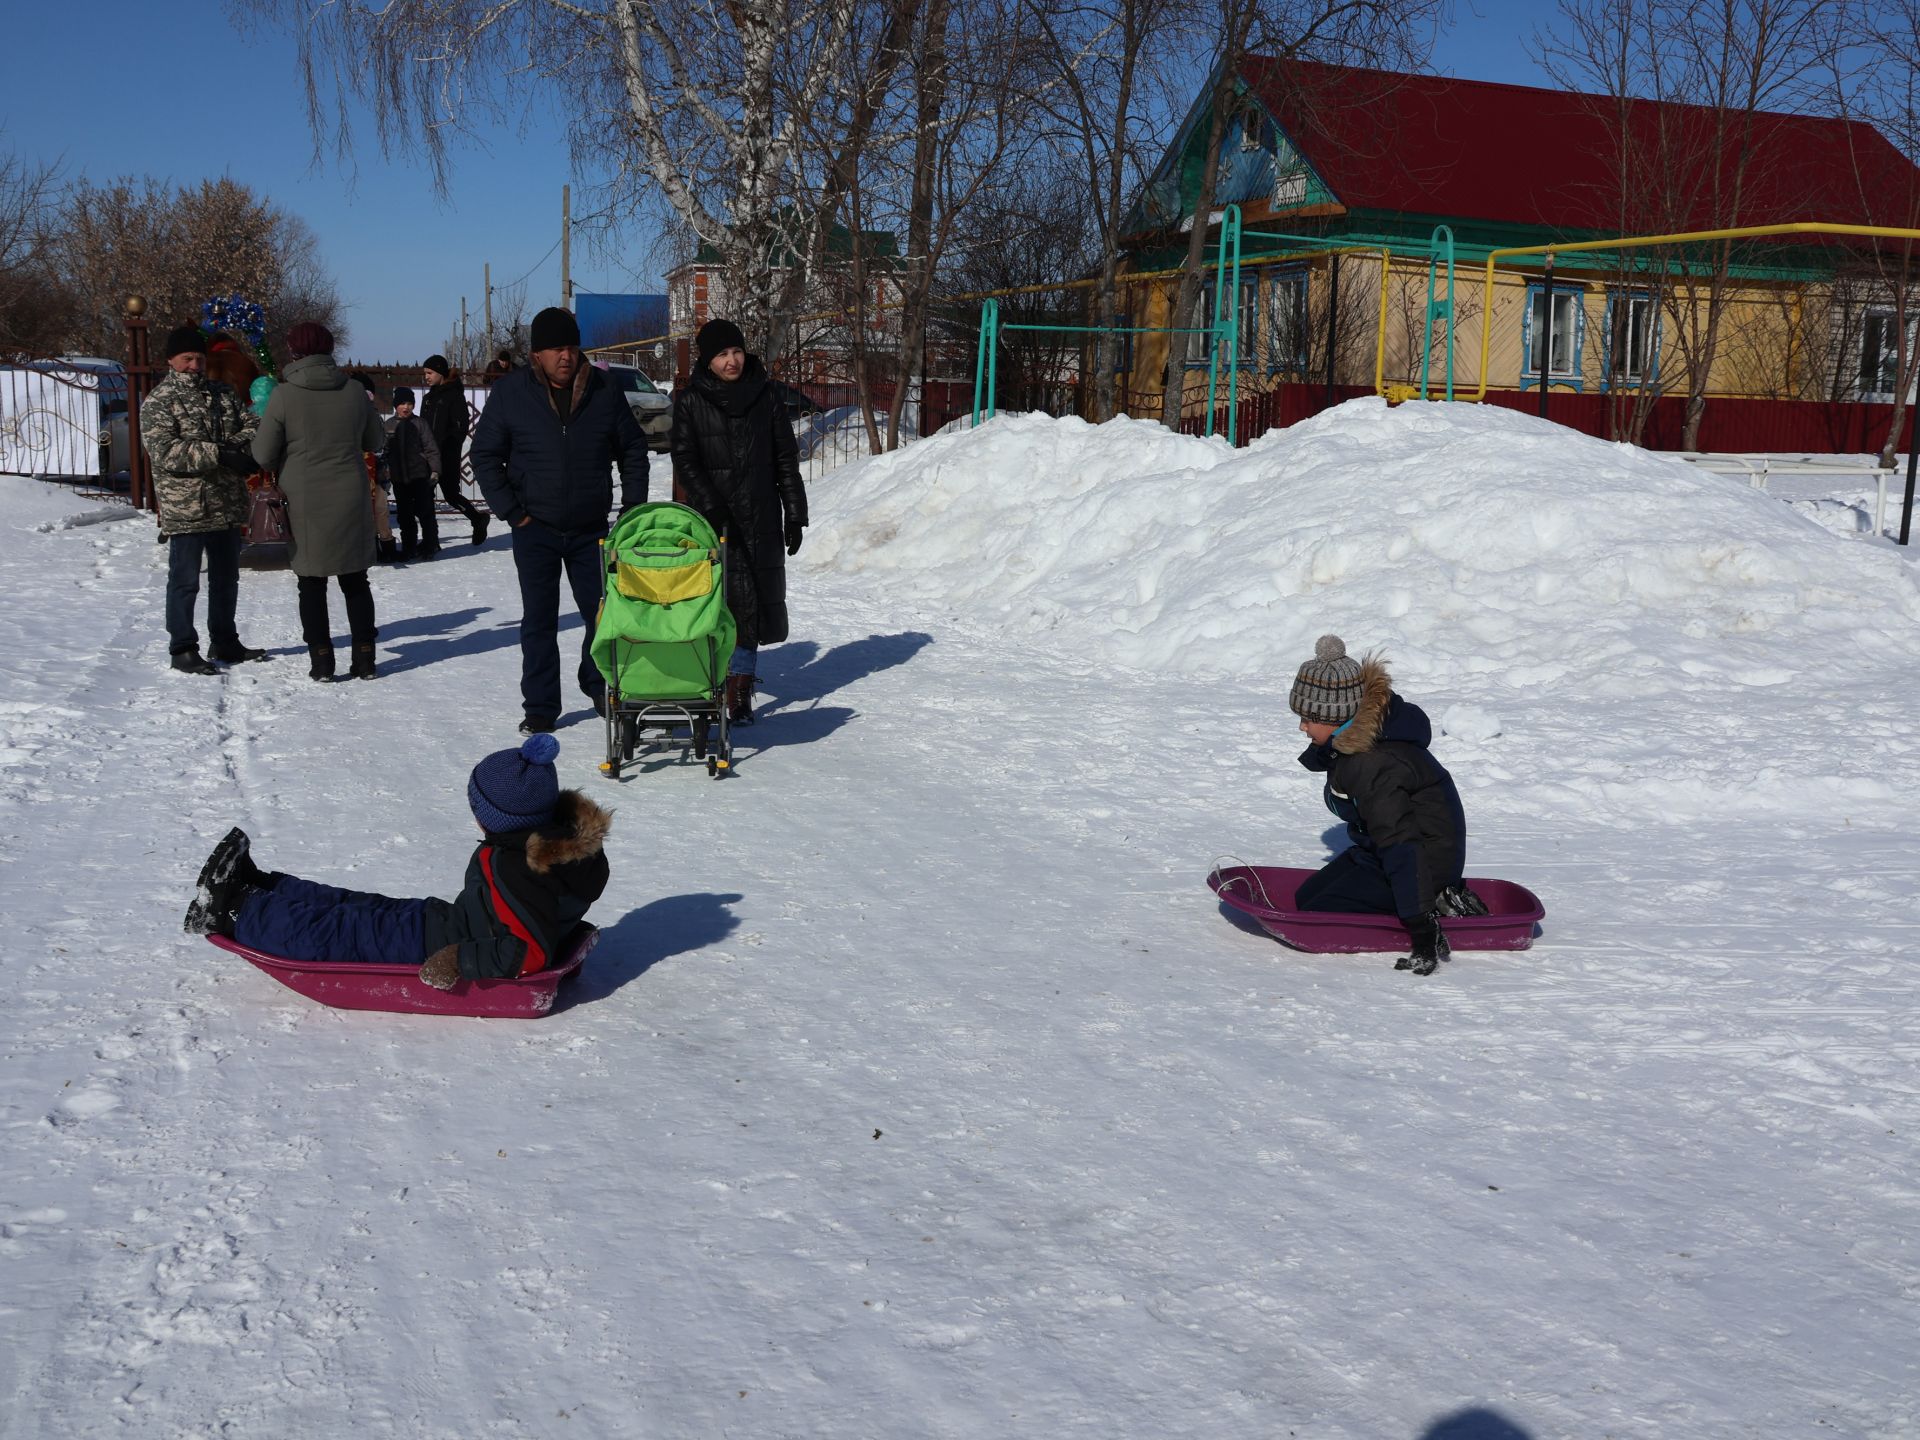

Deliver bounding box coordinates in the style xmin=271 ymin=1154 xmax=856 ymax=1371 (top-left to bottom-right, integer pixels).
xmin=1205 ymin=204 xmax=1242 ymax=439
xmin=1418 ymin=225 xmax=1458 ymax=401
xmin=971 ymin=298 xmax=992 ymax=427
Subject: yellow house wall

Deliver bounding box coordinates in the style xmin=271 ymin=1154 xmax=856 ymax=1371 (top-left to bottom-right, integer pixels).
xmin=1116 ymin=256 xmax=1838 ymax=414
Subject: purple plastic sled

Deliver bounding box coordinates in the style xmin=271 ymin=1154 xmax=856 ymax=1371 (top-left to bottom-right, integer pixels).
xmin=1208 ymin=866 xmax=1543 ymax=954
xmin=209 ymin=925 xmax=598 ymax=1017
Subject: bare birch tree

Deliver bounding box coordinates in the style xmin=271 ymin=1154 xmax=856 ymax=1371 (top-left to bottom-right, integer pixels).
xmin=0 ymin=144 xmax=67 ymax=357
xmin=238 ymin=0 xmax=869 ymax=352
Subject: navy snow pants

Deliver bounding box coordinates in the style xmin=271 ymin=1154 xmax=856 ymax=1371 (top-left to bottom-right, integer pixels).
xmin=233 ymin=874 xmax=449 ymax=964
xmin=1294 ymin=848 xmax=1400 ymax=917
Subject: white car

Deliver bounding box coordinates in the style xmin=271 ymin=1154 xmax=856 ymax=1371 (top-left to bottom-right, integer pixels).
xmin=602 ymin=363 xmax=672 ymax=452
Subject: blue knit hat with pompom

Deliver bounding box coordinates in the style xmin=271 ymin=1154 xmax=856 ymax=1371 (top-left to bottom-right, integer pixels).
xmin=468 ymin=734 xmax=561 ymax=833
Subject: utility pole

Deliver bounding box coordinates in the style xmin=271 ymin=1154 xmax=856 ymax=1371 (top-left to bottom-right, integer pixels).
xmin=562 ymin=185 xmax=573 ymax=310
xmin=461 ymin=296 xmax=469 ymax=368
xmin=484 ymin=262 xmax=493 ymax=343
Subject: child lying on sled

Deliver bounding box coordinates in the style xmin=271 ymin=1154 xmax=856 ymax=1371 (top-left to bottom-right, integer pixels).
xmin=184 ymin=735 xmax=611 ymax=989
xmin=1288 ymin=635 xmax=1487 ymax=977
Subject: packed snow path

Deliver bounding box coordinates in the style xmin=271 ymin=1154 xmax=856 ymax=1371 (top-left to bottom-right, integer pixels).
xmin=3 ymin=403 xmax=1917 ymax=1437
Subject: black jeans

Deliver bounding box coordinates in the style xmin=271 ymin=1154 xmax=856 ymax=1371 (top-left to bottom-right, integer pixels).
xmin=394 ymin=476 xmax=439 ymax=553
xmin=438 ymin=473 xmax=485 ymax=529
xmin=296 ymin=571 xmax=377 ymax=648
xmin=165 ymin=529 xmax=243 ymax=655
xmin=510 ymin=518 xmax=606 ymax=719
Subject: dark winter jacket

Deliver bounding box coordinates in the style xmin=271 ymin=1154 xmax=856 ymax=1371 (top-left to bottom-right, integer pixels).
xmin=1299 ymin=659 xmax=1467 ymax=921
xmin=669 ymin=357 xmax=807 ymax=649
xmin=469 ymin=362 xmax=649 ymax=534
xmin=383 ymin=413 xmax=441 ymax=486
xmin=251 ymin=354 xmax=389 ymax=577
xmin=423 ymin=789 xmax=613 ymax=980
xmin=421 ymin=378 xmax=469 ymax=482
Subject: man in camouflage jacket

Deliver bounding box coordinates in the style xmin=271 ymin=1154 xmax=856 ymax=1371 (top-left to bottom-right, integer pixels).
xmin=142 ymin=323 xmax=266 ymax=674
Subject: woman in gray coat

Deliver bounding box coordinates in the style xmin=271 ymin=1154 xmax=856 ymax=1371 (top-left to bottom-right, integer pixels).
xmin=252 ymin=323 xmax=388 ymax=680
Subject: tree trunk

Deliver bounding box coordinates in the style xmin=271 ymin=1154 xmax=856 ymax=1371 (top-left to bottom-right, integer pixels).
xmin=1159 ymin=71 xmax=1235 ymax=430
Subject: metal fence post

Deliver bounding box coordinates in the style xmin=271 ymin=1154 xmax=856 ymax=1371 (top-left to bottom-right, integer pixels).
xmin=1537 ymin=254 xmax=1554 ymax=420
xmin=1900 ymin=398 xmax=1917 ymax=545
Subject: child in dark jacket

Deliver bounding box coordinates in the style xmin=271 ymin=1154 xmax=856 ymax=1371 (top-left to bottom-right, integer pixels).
xmin=1288 ymin=635 xmax=1487 ymax=976
xmin=384 ymin=387 xmax=444 ymax=560
xmin=184 ymin=735 xmax=611 ymax=989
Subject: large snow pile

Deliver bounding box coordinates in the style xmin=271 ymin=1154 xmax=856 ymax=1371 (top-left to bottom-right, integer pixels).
xmin=814 ymin=399 xmax=1920 ymax=683
xmin=814 ymin=400 xmax=1920 ymax=818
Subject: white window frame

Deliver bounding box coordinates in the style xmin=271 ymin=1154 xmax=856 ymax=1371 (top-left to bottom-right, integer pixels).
xmin=1858 ymin=308 xmax=1915 ymax=403
xmin=1603 ymin=290 xmax=1660 ymax=388
xmin=1521 ymin=283 xmax=1586 ymax=387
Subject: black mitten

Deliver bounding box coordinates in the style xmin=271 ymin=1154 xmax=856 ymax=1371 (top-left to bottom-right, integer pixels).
xmin=1396 ymin=914 xmax=1451 ymax=976
xmin=217 ymin=444 xmax=258 ymax=475
xmin=785 ymin=518 xmax=805 ymax=556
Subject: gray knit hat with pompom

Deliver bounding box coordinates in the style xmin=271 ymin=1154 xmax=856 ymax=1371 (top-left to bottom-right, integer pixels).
xmin=1289 ymin=635 xmax=1364 ymax=724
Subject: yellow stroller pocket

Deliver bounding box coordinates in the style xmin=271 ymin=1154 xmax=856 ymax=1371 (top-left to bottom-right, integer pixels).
xmin=614 ymin=547 xmax=715 ymax=606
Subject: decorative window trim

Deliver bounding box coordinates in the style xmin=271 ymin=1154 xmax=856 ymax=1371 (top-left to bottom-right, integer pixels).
xmin=1520 ymin=282 xmax=1587 ymax=389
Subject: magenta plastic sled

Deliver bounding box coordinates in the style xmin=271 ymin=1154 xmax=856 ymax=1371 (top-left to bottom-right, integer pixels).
xmin=1208 ymin=865 xmax=1543 ymax=954
xmin=208 ymin=924 xmax=599 ymax=1017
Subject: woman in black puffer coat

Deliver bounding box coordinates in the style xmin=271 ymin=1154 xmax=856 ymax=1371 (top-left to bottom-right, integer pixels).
xmin=669 ymin=319 xmax=808 ymax=724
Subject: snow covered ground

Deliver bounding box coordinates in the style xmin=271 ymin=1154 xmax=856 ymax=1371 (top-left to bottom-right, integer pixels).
xmin=2 ymin=400 xmax=1917 ymax=1438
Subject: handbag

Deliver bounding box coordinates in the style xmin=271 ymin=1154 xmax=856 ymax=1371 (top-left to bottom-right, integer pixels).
xmin=245 ymin=477 xmax=291 ymax=545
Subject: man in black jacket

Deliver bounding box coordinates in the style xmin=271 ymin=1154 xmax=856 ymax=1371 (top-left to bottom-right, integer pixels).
xmin=469 ymin=308 xmax=650 ymax=734
xmin=420 ymin=356 xmax=488 ymax=546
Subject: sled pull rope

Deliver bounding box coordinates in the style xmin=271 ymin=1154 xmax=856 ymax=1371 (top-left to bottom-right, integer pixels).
xmin=1209 ymin=854 xmax=1277 ymax=911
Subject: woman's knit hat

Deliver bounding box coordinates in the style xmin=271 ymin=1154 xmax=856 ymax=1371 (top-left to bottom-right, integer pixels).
xmin=285 ymin=322 xmax=335 ymax=360
xmin=468 ymin=734 xmax=561 ymax=833
xmin=1289 ymin=635 xmax=1365 ymax=725
xmin=391 ymin=386 xmax=415 ymax=408
xmin=422 ymin=353 xmax=451 ymax=376
xmin=696 ymin=318 xmax=747 ymax=369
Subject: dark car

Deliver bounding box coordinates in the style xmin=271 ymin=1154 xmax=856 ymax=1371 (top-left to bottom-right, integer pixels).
xmin=769 ymin=381 xmax=821 ymax=423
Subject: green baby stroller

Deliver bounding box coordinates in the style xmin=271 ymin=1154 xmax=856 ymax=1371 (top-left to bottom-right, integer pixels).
xmin=593 ymin=502 xmax=736 ymax=779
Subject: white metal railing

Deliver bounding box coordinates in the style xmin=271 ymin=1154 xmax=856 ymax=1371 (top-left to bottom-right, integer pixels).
xmin=1673 ymin=452 xmax=1898 ymax=538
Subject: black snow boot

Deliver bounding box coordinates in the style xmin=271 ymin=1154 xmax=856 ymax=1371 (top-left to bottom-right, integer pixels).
xmin=209 ymin=641 xmax=269 ymax=665
xmin=170 ymin=648 xmax=219 ymax=676
xmin=1435 ymin=883 xmax=1491 ymax=918
xmin=472 ymin=516 xmax=489 ymax=547
xmin=349 ymin=643 xmax=378 ymax=680
xmin=184 ymin=828 xmax=253 ymax=935
xmin=308 ymin=644 xmax=336 ymax=682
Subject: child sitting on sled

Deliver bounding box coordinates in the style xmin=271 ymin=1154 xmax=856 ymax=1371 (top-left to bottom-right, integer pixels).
xmin=1288 ymin=635 xmax=1487 ymax=976
xmin=184 ymin=734 xmax=611 ymax=990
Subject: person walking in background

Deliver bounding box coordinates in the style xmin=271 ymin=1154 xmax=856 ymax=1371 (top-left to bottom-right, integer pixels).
xmin=421 ymin=355 xmax=487 ymax=547
xmin=349 ymin=371 xmax=397 ymax=564
xmin=141 ymin=323 xmax=267 ymax=675
xmin=483 ymin=349 xmax=515 ymax=383
xmin=252 ymin=323 xmax=388 ymax=682
xmin=385 ymin=388 xmax=443 ymax=561
xmin=470 ymin=307 xmax=649 ymax=735
xmin=669 ymin=318 xmax=807 ymax=725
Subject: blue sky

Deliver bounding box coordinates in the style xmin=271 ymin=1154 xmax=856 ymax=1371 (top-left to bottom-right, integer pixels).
xmin=1 ymin=1 xmax=1546 ymax=361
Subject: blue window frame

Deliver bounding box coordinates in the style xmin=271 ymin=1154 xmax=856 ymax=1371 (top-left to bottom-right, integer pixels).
xmin=1601 ymin=290 xmax=1661 ymax=389
xmin=1265 ymin=268 xmax=1309 ymax=373
xmin=1520 ymin=282 xmax=1586 ymax=388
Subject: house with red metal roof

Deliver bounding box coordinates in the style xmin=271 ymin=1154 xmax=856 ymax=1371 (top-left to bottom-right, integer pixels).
xmin=1116 ymin=59 xmax=1920 ymax=453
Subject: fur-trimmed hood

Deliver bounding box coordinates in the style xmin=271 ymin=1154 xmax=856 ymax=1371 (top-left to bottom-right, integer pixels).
xmin=1330 ymin=658 xmax=1393 ymax=754
xmin=525 ymin=789 xmax=613 ymax=872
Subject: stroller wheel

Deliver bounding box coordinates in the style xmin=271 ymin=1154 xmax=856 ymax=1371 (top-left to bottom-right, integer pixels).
xmin=619 ymin=714 xmax=638 ymax=759
xmin=707 ymin=756 xmax=718 ymax=777
xmin=693 ymin=717 xmax=710 ymax=760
